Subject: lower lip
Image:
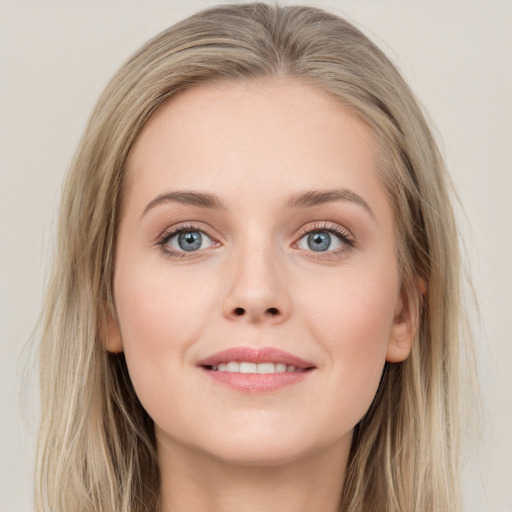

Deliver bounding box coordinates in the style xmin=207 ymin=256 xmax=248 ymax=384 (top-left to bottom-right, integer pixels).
xmin=200 ymin=367 xmax=314 ymax=393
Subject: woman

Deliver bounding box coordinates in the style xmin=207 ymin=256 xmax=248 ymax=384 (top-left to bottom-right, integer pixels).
xmin=36 ymin=3 xmax=478 ymax=511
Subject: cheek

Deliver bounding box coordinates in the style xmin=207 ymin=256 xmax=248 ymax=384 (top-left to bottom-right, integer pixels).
xmin=115 ymin=258 xmax=215 ymax=347
xmin=112 ymin=259 xmax=217 ymax=406
xmin=304 ymin=265 xmax=397 ymax=347
xmin=299 ymin=265 xmax=398 ymax=415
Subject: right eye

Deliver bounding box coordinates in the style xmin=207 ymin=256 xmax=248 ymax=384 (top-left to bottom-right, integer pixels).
xmin=158 ymin=224 xmax=219 ymax=258
xmin=166 ymin=230 xmax=214 ymax=252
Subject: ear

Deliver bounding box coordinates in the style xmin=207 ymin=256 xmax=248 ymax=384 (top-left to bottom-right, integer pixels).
xmin=104 ymin=311 xmax=123 ymax=353
xmin=386 ymin=279 xmax=426 ymax=363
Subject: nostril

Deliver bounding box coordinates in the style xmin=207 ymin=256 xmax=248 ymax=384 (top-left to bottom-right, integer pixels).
xmin=234 ymin=307 xmax=245 ymax=316
xmin=267 ymin=307 xmax=279 ymax=316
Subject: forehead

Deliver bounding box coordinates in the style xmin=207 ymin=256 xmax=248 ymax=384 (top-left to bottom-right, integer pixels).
xmin=123 ymin=78 xmax=387 ymax=218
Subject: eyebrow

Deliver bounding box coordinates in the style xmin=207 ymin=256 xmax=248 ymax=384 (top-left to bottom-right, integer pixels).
xmin=287 ymin=189 xmax=375 ymax=219
xmin=141 ymin=188 xmax=374 ymax=219
xmin=142 ymin=191 xmax=228 ymax=218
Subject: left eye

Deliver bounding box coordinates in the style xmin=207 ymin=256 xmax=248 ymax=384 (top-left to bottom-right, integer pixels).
xmin=296 ymin=230 xmax=346 ymax=252
xmin=165 ymin=230 xmax=215 ymax=252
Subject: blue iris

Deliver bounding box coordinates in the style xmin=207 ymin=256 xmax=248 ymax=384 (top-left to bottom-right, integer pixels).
xmin=307 ymin=232 xmax=331 ymax=251
xmin=178 ymin=231 xmax=202 ymax=251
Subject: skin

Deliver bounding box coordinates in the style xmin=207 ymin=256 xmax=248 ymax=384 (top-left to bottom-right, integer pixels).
xmin=108 ymin=79 xmax=415 ymax=512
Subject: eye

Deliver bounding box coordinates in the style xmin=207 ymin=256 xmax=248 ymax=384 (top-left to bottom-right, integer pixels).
xmin=295 ymin=223 xmax=354 ymax=256
xmin=159 ymin=225 xmax=217 ymax=257
xmin=297 ymin=231 xmax=344 ymax=252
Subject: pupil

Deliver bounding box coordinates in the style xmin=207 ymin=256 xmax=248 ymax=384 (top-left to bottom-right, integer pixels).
xmin=178 ymin=231 xmax=202 ymax=251
xmin=308 ymin=232 xmax=331 ymax=251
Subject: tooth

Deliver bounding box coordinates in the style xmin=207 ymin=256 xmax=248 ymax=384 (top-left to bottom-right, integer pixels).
xmin=226 ymin=361 xmax=240 ymax=372
xmin=239 ymin=362 xmax=257 ymax=373
xmin=211 ymin=361 xmax=304 ymax=373
xmin=257 ymin=363 xmax=276 ymax=374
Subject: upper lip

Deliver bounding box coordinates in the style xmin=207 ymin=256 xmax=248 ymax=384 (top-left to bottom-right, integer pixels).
xmin=196 ymin=346 xmax=316 ymax=369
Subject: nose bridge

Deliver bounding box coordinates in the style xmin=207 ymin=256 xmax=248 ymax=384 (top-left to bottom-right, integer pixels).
xmin=222 ymin=229 xmax=290 ymax=323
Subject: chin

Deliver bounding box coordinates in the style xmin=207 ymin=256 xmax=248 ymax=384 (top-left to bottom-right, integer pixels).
xmin=193 ymin=421 xmax=345 ymax=468
xmin=203 ymin=440 xmax=313 ymax=468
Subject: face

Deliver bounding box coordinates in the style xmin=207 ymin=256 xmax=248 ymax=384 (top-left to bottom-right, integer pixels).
xmin=110 ymin=79 xmax=414 ymax=467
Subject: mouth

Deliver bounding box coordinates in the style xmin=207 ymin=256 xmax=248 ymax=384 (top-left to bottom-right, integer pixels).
xmin=203 ymin=361 xmax=313 ymax=373
xmin=196 ymin=346 xmax=316 ymax=371
xmin=196 ymin=346 xmax=316 ymax=392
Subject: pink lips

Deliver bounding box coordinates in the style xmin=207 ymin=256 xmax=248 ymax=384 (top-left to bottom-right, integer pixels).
xmin=196 ymin=346 xmax=316 ymax=393
xmin=196 ymin=346 xmax=315 ymax=369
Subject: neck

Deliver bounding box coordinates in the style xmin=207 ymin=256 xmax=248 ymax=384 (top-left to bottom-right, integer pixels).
xmin=157 ymin=431 xmax=351 ymax=512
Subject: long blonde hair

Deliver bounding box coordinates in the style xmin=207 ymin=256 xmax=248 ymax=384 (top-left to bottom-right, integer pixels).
xmin=36 ymin=3 xmax=478 ymax=511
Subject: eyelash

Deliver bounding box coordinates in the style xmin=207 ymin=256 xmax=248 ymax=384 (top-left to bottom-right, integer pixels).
xmin=157 ymin=222 xmax=218 ymax=259
xmin=294 ymin=221 xmax=354 ymax=260
xmin=156 ymin=221 xmax=355 ymax=260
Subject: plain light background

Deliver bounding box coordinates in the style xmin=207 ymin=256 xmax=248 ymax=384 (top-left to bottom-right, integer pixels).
xmin=1 ymin=1 xmax=511 ymax=511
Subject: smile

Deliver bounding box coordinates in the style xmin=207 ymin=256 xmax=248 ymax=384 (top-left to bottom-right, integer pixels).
xmin=197 ymin=347 xmax=316 ymax=393
xmin=196 ymin=346 xmax=316 ymax=369
xmin=208 ymin=362 xmax=307 ymax=373
xmin=200 ymin=367 xmax=314 ymax=393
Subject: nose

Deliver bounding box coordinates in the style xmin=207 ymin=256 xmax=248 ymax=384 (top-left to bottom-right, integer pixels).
xmin=222 ymin=244 xmax=291 ymax=324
